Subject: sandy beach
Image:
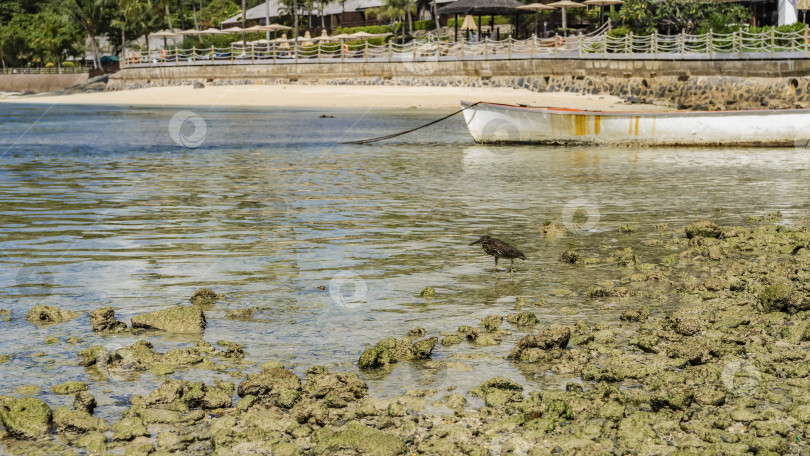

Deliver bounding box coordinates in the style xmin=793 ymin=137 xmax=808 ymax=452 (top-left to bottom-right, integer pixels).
xmin=0 ymin=84 xmax=667 ymax=111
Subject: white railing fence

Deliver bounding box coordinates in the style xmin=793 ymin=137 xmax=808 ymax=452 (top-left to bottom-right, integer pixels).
xmin=122 ymin=26 xmax=810 ymax=68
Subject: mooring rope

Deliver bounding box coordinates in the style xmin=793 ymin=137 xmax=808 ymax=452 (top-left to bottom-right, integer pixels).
xmin=339 ymin=102 xmax=481 ymax=145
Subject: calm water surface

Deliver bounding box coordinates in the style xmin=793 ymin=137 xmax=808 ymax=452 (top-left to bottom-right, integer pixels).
xmin=1 ymin=103 xmax=809 ymax=423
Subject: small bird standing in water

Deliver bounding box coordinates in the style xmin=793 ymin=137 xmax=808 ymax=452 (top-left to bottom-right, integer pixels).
xmin=470 ymin=235 xmax=526 ymax=272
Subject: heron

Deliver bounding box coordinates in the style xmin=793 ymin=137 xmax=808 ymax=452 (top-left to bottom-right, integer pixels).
xmin=470 ymin=235 xmax=526 ymax=272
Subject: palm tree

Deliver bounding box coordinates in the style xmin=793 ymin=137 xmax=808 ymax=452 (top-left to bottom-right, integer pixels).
xmin=59 ymin=0 xmax=113 ymax=69
xmin=113 ymin=0 xmax=157 ymax=59
xmin=369 ymin=0 xmax=415 ymax=43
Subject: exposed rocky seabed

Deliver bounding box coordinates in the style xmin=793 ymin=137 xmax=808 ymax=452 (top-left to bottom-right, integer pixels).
xmin=2 ymin=218 xmax=810 ymax=455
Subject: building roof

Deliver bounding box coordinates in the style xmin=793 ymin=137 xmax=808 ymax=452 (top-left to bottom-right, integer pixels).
xmin=438 ymin=0 xmax=524 ymax=15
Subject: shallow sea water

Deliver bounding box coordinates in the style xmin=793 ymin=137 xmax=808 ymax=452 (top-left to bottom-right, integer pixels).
xmin=1 ymin=102 xmax=810 ymax=426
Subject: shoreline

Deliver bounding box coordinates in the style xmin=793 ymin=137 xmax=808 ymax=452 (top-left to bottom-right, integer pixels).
xmin=0 ymin=85 xmax=670 ymax=111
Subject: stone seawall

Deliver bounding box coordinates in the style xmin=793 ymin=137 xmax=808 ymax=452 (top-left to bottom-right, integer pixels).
xmin=112 ymin=58 xmax=810 ymax=110
xmin=0 ymin=73 xmax=89 ymax=93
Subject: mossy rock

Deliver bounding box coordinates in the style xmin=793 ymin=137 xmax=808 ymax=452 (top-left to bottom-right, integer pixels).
xmin=25 ymin=305 xmax=80 ymax=326
xmin=0 ymin=396 xmax=53 ymax=439
xmin=190 ymin=288 xmax=219 ymax=306
xmin=759 ymin=283 xmax=796 ymax=313
xmin=685 ymin=220 xmax=721 ymax=239
xmin=506 ymin=311 xmax=540 ymax=327
xmin=51 ymin=381 xmax=88 ymax=395
xmin=559 ymin=249 xmax=580 ymax=263
xmin=15 ymin=385 xmax=41 ymax=396
xmin=225 ymin=306 xmax=258 ymax=320
xmin=312 ymin=421 xmax=407 ymax=456
xmin=358 ymin=345 xmax=396 ymax=369
xmin=131 ymin=305 xmax=206 ymax=334
xmin=419 ymin=287 xmax=437 ymax=298
xmin=53 ymin=407 xmax=109 ymax=433
xmin=541 ymin=221 xmax=568 ymax=238
xmin=441 ymin=334 xmax=464 ymax=346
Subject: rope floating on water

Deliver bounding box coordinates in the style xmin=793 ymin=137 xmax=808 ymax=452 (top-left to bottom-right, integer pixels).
xmin=339 ymin=102 xmax=481 ymax=145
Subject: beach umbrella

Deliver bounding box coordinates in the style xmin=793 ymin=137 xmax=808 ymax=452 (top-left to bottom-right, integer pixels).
xmin=460 ymin=14 xmax=478 ymax=30
xmin=517 ymin=3 xmax=555 ymax=10
xmin=150 ymin=29 xmax=180 ymax=37
xmin=199 ymin=28 xmax=226 ymax=35
xmin=583 ymin=0 xmax=622 ymax=26
xmin=547 ymin=0 xmax=586 ymax=34
xmin=178 ymin=29 xmax=202 ymax=35
xmin=221 ymin=26 xmax=246 ymax=33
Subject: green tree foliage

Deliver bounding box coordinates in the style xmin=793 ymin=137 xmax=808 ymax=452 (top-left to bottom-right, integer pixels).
xmin=202 ymin=0 xmax=240 ymax=27
xmin=618 ymin=0 xmax=750 ymax=34
xmin=30 ymin=10 xmax=83 ymax=70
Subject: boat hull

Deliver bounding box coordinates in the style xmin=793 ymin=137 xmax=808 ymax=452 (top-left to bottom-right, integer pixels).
xmin=461 ymin=101 xmax=810 ymax=147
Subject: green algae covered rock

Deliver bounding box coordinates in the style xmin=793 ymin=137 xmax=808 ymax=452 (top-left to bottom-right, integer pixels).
xmin=506 ymin=311 xmax=540 ymax=327
xmin=312 ymin=421 xmax=407 ymax=456
xmin=237 ymin=367 xmax=302 ymax=400
xmin=89 ymin=306 xmax=128 ymax=333
xmin=358 ymin=344 xmax=397 ymax=369
xmin=53 ymin=407 xmax=109 ymax=433
xmin=685 ymin=220 xmax=721 ymax=239
xmin=0 ymin=396 xmax=53 ymax=439
xmin=51 ymin=381 xmax=88 ymax=395
xmin=131 ymin=305 xmax=206 ymax=334
xmin=25 ymin=305 xmax=80 ymax=326
xmin=469 ymin=377 xmax=524 ymax=407
xmin=419 ymin=287 xmax=437 ymax=298
xmin=190 ymin=288 xmax=219 ymax=307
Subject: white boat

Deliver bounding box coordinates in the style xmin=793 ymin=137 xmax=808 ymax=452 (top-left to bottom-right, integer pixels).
xmin=461 ymin=101 xmax=810 ymax=147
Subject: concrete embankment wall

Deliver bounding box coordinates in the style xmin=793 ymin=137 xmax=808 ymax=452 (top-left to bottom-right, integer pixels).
xmin=111 ymin=58 xmax=810 ymax=110
xmin=0 ymin=73 xmax=89 ymax=93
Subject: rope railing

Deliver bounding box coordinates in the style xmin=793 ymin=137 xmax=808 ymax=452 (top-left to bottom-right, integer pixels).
xmin=121 ymin=26 xmax=810 ymax=69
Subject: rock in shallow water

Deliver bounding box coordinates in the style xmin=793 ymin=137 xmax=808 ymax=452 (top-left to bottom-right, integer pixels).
xmin=131 ymin=305 xmax=206 ymax=334
xmin=25 ymin=305 xmax=80 ymax=326
xmin=89 ymin=306 xmax=128 ymax=332
xmin=0 ymin=396 xmax=53 ymax=439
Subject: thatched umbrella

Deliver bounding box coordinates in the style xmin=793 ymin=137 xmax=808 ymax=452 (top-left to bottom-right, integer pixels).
xmin=583 ymin=0 xmax=622 ymax=26
xmin=438 ymin=0 xmax=524 ymax=41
